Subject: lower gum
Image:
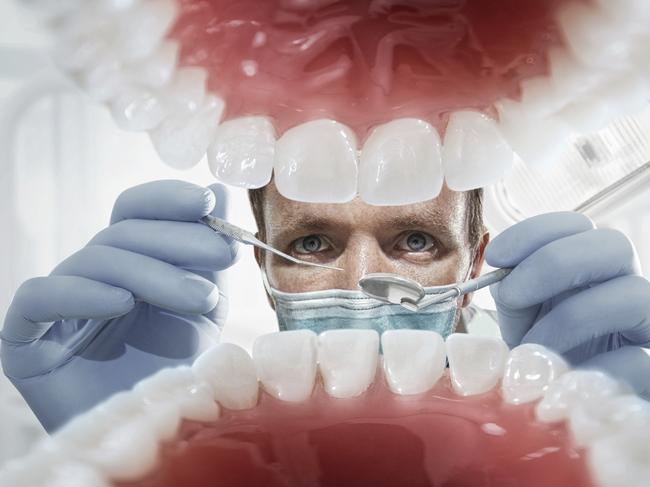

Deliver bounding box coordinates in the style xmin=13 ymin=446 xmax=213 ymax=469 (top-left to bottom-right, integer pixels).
xmin=118 ymin=373 xmax=595 ymax=487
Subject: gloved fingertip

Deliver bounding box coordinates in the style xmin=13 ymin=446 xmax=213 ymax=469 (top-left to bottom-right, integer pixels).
xmin=184 ymin=275 xmax=220 ymax=315
xmin=207 ymin=183 xmax=229 ymax=218
xmin=200 ymin=187 xmax=217 ymax=217
xmin=109 ymin=288 xmax=136 ymax=315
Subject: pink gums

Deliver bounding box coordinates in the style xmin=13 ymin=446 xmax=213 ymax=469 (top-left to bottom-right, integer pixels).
xmin=120 ymin=373 xmax=595 ymax=487
xmin=170 ymin=0 xmax=573 ymax=139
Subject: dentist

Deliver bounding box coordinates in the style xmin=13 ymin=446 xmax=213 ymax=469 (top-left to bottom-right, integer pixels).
xmin=2 ymin=179 xmax=649 ymax=432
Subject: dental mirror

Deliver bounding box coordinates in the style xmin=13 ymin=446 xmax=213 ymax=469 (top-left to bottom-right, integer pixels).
xmin=358 ymin=273 xmax=425 ymax=310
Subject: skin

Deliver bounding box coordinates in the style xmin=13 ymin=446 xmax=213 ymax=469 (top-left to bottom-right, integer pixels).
xmin=254 ymin=181 xmax=490 ymax=329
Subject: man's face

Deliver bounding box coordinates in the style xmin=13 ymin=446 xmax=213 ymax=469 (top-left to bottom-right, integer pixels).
xmin=255 ymin=181 xmax=489 ymax=308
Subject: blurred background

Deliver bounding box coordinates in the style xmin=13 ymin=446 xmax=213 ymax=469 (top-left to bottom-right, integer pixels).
xmin=1 ymin=0 xmax=649 ymax=468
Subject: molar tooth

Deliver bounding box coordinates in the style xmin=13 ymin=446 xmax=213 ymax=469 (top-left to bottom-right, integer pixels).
xmin=442 ymin=111 xmax=514 ymax=191
xmin=253 ymin=330 xmax=318 ymax=402
xmin=208 ymin=116 xmax=275 ymax=188
xmin=192 ymin=343 xmax=259 ymax=410
xmin=149 ymin=95 xmax=224 ymax=169
xmin=175 ymin=381 xmax=220 ymax=422
xmin=496 ymin=100 xmax=573 ymax=169
xmin=128 ymin=40 xmax=180 ymax=88
xmin=588 ymin=430 xmax=650 ymax=487
xmin=110 ymin=86 xmax=166 ymax=131
xmin=318 ymin=329 xmax=379 ymax=398
xmin=569 ymin=394 xmax=650 ymax=447
xmin=381 ymin=330 xmax=446 ymax=395
xmin=446 ymin=334 xmax=508 ymax=397
xmin=359 ymin=118 xmax=443 ymax=205
xmin=114 ymin=0 xmax=179 ymax=62
xmin=535 ymin=369 xmax=625 ymax=423
xmin=500 ymin=344 xmax=569 ymax=405
xmin=46 ymin=462 xmax=109 ymax=487
xmin=274 ymin=119 xmax=358 ymax=203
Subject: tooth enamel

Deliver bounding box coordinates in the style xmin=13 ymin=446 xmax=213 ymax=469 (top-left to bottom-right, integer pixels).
xmin=253 ymin=330 xmax=318 ymax=402
xmin=359 ymin=118 xmax=443 ymax=205
xmin=46 ymin=462 xmax=109 ymax=487
xmin=500 ymin=344 xmax=569 ymax=405
xmin=318 ymin=329 xmax=379 ymax=398
xmin=83 ymin=418 xmax=159 ymax=482
xmin=208 ymin=116 xmax=276 ymax=188
xmin=568 ymin=394 xmax=650 ymax=447
xmin=446 ymin=334 xmax=508 ymax=397
xmin=54 ymin=36 xmax=112 ymax=73
xmin=134 ymin=366 xmax=197 ymax=402
xmin=442 ymin=111 xmax=514 ymax=191
xmin=557 ymin=3 xmax=643 ymax=70
xmin=535 ymin=369 xmax=625 ymax=424
xmin=588 ymin=430 xmax=650 ymax=487
xmin=110 ymin=86 xmax=166 ymax=131
xmin=175 ymin=381 xmax=221 ymax=422
xmin=149 ymin=95 xmax=224 ymax=169
xmin=192 ymin=343 xmax=260 ymax=410
xmin=114 ymin=0 xmax=179 ymax=62
xmin=163 ymin=67 xmax=208 ymax=114
xmin=497 ymin=100 xmax=573 ymax=169
xmin=129 ymin=40 xmax=180 ymax=88
xmin=381 ymin=330 xmax=446 ymax=395
xmin=274 ymin=119 xmax=358 ymax=203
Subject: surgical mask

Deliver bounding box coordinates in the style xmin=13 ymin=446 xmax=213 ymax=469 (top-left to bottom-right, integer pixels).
xmin=261 ymin=269 xmax=461 ymax=338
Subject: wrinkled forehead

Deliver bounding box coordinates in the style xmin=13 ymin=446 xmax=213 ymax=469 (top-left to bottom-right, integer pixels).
xmin=261 ymin=180 xmax=468 ymax=237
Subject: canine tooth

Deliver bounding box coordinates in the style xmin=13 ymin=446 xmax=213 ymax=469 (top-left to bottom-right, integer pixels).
xmin=359 ymin=118 xmax=443 ymax=205
xmin=129 ymin=40 xmax=180 ymax=88
xmin=569 ymin=394 xmax=650 ymax=447
xmin=114 ymin=0 xmax=179 ymax=62
xmin=589 ymin=430 xmax=650 ymax=487
xmin=446 ymin=334 xmax=508 ymax=397
xmin=274 ymin=119 xmax=358 ymax=203
xmin=535 ymin=369 xmax=624 ymax=423
xmin=163 ymin=67 xmax=208 ymax=114
xmin=208 ymin=116 xmax=275 ymax=188
xmin=381 ymin=330 xmax=446 ymax=395
xmin=192 ymin=343 xmax=259 ymax=410
xmin=253 ymin=330 xmax=318 ymax=402
xmin=557 ymin=3 xmax=641 ymax=69
xmin=176 ymin=382 xmax=221 ymax=422
xmin=150 ymin=95 xmax=224 ymax=169
xmin=83 ymin=418 xmax=159 ymax=481
xmin=318 ymin=329 xmax=379 ymax=398
xmin=443 ymin=111 xmax=514 ymax=191
xmin=497 ymin=100 xmax=573 ymax=169
xmin=110 ymin=86 xmax=166 ymax=131
xmin=500 ymin=344 xmax=569 ymax=405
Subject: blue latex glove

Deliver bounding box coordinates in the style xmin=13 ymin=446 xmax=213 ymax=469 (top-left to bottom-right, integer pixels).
xmin=0 ymin=180 xmax=238 ymax=432
xmin=486 ymin=212 xmax=650 ymax=398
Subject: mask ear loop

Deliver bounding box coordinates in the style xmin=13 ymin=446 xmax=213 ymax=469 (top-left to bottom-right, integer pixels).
xmin=260 ymin=265 xmax=278 ymax=308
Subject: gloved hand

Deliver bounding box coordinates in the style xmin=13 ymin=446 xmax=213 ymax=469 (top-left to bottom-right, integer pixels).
xmin=0 ymin=180 xmax=238 ymax=432
xmin=486 ymin=211 xmax=650 ymax=399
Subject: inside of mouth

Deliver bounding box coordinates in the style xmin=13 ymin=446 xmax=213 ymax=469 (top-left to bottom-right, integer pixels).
xmin=171 ymin=0 xmax=572 ymax=139
xmin=117 ymin=372 xmax=595 ymax=487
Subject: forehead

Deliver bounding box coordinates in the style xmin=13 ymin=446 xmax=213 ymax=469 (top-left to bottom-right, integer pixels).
xmin=260 ymin=180 xmax=468 ymax=235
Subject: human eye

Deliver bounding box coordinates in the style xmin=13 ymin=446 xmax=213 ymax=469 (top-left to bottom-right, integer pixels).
xmin=395 ymin=231 xmax=437 ymax=253
xmin=291 ymin=234 xmax=332 ymax=254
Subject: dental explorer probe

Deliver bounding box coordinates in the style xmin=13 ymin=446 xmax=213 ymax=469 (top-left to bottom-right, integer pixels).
xmin=359 ymin=267 xmax=512 ymax=312
xmin=200 ymin=215 xmax=343 ymax=272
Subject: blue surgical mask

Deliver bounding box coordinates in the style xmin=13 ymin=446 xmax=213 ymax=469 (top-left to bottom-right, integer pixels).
xmin=262 ymin=270 xmax=460 ymax=338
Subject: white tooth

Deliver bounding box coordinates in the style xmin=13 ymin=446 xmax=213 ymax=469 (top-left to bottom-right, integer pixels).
xmin=381 ymin=330 xmax=446 ymax=395
xmin=142 ymin=402 xmax=181 ymax=441
xmin=359 ymin=118 xmax=443 ymax=205
xmin=496 ymin=100 xmax=573 ymax=169
xmin=274 ymin=119 xmax=358 ymax=203
xmin=83 ymin=418 xmax=159 ymax=482
xmin=51 ymin=6 xmax=113 ymax=42
xmin=98 ymin=0 xmax=141 ymax=13
xmin=208 ymin=116 xmax=276 ymax=188
xmin=128 ymin=40 xmax=180 ymax=88
xmin=446 ymin=333 xmax=508 ymax=397
xmin=45 ymin=462 xmax=109 ymax=487
xmin=80 ymin=56 xmax=128 ymax=102
xmin=318 ymin=329 xmax=379 ymax=398
xmin=134 ymin=366 xmax=197 ymax=402
xmin=569 ymin=394 xmax=650 ymax=447
xmin=557 ymin=3 xmax=641 ymax=70
xmin=442 ymin=111 xmax=514 ymax=191
xmin=192 ymin=343 xmax=259 ymax=410
xmin=589 ymin=430 xmax=650 ymax=487
xmin=54 ymin=36 xmax=111 ymax=73
xmin=253 ymin=330 xmax=318 ymax=402
xmin=110 ymin=86 xmax=166 ymax=131
xmin=163 ymin=67 xmax=208 ymax=114
xmin=175 ymin=381 xmax=221 ymax=422
xmin=114 ymin=0 xmax=179 ymax=62
xmin=150 ymin=95 xmax=224 ymax=169
xmin=535 ymin=369 xmax=624 ymax=423
xmin=500 ymin=343 xmax=569 ymax=405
